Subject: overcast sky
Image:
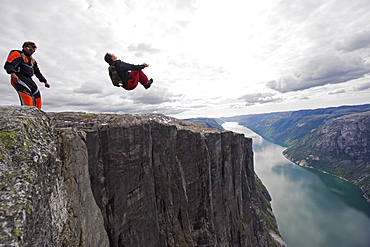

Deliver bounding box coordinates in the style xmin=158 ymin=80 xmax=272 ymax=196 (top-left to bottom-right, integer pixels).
xmin=1 ymin=0 xmax=370 ymax=118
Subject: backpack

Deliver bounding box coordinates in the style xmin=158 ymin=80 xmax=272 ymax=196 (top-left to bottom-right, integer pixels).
xmin=12 ymin=50 xmax=35 ymax=72
xmin=108 ymin=64 xmax=123 ymax=87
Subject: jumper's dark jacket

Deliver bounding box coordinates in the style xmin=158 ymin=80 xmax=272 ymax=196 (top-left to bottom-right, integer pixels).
xmin=112 ymin=60 xmax=145 ymax=88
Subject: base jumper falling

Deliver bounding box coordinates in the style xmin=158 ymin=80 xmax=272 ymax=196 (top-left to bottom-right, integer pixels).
xmin=104 ymin=53 xmax=153 ymax=90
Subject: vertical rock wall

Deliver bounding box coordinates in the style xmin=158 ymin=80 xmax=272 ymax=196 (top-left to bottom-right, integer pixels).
xmin=0 ymin=107 xmax=109 ymax=246
xmin=0 ymin=107 xmax=284 ymax=246
xmin=68 ymin=114 xmax=278 ymax=246
xmin=55 ymin=128 xmax=109 ymax=246
xmin=0 ymin=107 xmax=59 ymax=245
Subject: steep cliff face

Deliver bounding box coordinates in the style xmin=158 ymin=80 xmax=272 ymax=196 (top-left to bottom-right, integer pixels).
xmin=0 ymin=106 xmax=284 ymax=246
xmin=0 ymin=106 xmax=109 ymax=246
xmin=283 ymin=111 xmax=370 ymax=201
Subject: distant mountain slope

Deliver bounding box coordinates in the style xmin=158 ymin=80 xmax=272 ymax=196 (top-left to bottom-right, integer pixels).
xmin=283 ymin=111 xmax=370 ymax=201
xmin=221 ymin=104 xmax=370 ymax=146
xmin=184 ymin=117 xmax=225 ymax=131
xmin=220 ymin=104 xmax=370 ymax=202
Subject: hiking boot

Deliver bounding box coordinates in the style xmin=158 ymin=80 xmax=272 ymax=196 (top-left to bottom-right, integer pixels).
xmin=144 ymin=78 xmax=153 ymax=89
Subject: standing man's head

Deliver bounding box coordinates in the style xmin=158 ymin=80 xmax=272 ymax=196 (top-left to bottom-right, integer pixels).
xmin=104 ymin=53 xmax=117 ymax=65
xmin=22 ymin=41 xmax=37 ymax=55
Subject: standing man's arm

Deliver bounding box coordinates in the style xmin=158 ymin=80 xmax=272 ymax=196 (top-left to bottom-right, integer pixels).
xmin=33 ymin=61 xmax=50 ymax=88
xmin=4 ymin=50 xmax=22 ymax=84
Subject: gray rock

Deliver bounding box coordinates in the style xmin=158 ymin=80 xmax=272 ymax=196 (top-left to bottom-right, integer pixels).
xmin=0 ymin=107 xmax=284 ymax=246
xmin=0 ymin=106 xmax=108 ymax=246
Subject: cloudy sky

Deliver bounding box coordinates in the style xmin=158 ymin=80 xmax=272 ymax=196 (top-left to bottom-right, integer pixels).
xmin=1 ymin=0 xmax=370 ymax=118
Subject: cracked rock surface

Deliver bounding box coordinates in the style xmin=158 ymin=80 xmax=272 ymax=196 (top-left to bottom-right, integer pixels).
xmin=1 ymin=107 xmax=284 ymax=246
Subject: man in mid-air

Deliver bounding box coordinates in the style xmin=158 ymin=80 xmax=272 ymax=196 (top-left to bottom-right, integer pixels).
xmin=104 ymin=53 xmax=153 ymax=90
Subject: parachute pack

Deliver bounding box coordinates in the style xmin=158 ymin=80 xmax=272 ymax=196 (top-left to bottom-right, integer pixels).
xmin=11 ymin=50 xmax=35 ymax=72
xmin=108 ymin=64 xmax=123 ymax=87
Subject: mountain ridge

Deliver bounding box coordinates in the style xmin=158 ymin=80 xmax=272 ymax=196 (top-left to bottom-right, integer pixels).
xmin=283 ymin=111 xmax=370 ymax=201
xmin=212 ymin=104 xmax=370 ymax=202
xmin=220 ymin=104 xmax=370 ymax=146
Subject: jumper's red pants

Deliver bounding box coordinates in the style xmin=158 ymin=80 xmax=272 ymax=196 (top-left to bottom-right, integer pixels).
xmin=125 ymin=70 xmax=150 ymax=90
xmin=11 ymin=79 xmax=42 ymax=109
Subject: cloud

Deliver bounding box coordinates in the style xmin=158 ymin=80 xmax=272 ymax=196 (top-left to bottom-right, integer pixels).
xmin=336 ymin=30 xmax=370 ymax=52
xmin=73 ymin=81 xmax=106 ymax=94
xmin=128 ymin=43 xmax=161 ymax=57
xmin=267 ymin=55 xmax=370 ymax=93
xmin=354 ymin=81 xmax=370 ymax=91
xmin=238 ymin=93 xmax=281 ymax=105
xmin=1 ymin=0 xmax=370 ymax=119
xmin=0 ymin=80 xmax=19 ymax=105
xmin=328 ymin=89 xmax=346 ymax=95
xmin=127 ymin=86 xmax=183 ymax=105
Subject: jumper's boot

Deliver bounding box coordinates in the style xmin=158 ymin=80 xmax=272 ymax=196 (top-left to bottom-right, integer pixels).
xmin=144 ymin=78 xmax=154 ymax=89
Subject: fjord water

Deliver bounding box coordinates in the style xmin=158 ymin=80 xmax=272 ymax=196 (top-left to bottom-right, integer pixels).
xmin=223 ymin=122 xmax=370 ymax=247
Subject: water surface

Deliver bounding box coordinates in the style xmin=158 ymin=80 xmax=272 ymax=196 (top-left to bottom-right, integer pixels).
xmin=223 ymin=122 xmax=370 ymax=247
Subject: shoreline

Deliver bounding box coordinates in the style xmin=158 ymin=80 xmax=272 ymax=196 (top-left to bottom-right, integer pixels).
xmin=282 ymin=152 xmax=370 ymax=203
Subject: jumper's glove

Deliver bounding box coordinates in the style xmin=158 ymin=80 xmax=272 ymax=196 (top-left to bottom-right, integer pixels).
xmin=10 ymin=73 xmax=19 ymax=84
xmin=118 ymin=83 xmax=123 ymax=87
xmin=44 ymin=82 xmax=50 ymax=88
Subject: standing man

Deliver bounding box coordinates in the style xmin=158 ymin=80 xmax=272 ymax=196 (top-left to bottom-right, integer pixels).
xmin=4 ymin=41 xmax=50 ymax=109
xmin=104 ymin=53 xmax=153 ymax=90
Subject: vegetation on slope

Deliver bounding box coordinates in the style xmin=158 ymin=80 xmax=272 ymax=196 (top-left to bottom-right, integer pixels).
xmin=220 ymin=104 xmax=370 ymax=202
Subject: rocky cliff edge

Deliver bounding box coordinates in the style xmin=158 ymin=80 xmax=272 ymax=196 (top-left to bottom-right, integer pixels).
xmin=0 ymin=106 xmax=285 ymax=247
